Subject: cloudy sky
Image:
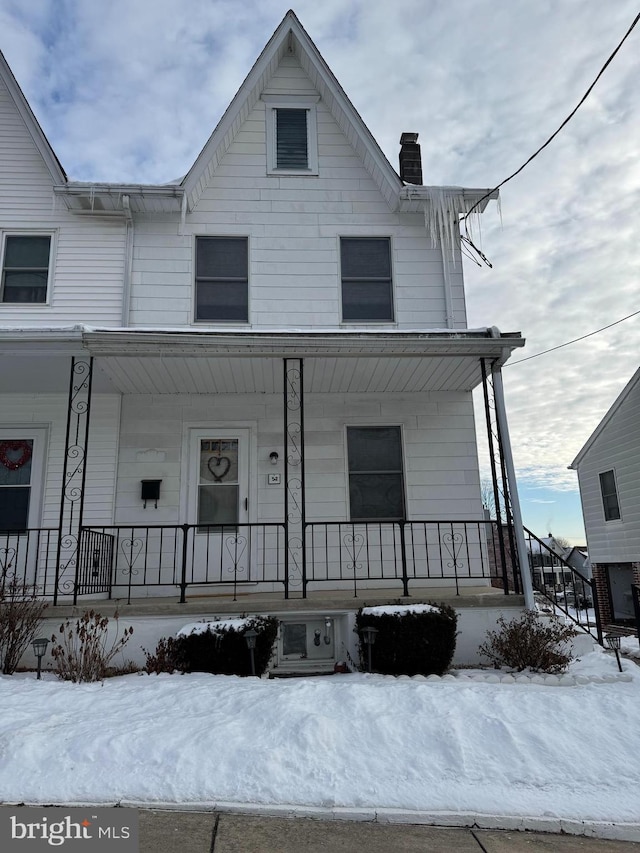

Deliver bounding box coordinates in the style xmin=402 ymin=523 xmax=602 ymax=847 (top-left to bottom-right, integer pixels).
xmin=1 ymin=0 xmax=638 ymax=541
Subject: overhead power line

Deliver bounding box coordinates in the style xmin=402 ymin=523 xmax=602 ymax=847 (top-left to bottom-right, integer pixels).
xmin=506 ymin=309 xmax=640 ymax=367
xmin=462 ymin=11 xmax=640 ymax=248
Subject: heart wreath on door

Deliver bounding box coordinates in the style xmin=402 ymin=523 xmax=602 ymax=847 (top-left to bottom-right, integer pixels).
xmin=207 ymin=455 xmax=231 ymax=482
xmin=0 ymin=440 xmax=32 ymax=471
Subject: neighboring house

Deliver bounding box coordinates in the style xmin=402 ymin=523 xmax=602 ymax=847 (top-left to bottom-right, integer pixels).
xmin=0 ymin=12 xmax=528 ymax=670
xmin=527 ymin=533 xmax=574 ymax=590
xmin=570 ymin=367 xmax=640 ymax=629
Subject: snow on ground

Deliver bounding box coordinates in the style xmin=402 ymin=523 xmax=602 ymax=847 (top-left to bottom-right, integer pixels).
xmin=0 ymin=646 xmax=639 ymax=825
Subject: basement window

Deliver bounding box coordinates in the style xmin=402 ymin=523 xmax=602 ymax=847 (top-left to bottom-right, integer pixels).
xmin=1 ymin=234 xmax=51 ymax=304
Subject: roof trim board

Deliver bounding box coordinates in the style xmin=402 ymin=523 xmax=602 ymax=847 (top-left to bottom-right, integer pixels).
xmin=0 ymin=49 xmax=67 ymax=184
xmin=569 ymin=366 xmax=640 ymax=469
xmin=181 ymin=10 xmax=403 ymax=212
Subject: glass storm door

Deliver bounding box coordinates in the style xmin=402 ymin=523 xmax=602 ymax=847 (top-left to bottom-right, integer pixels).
xmin=188 ymin=430 xmax=250 ymax=584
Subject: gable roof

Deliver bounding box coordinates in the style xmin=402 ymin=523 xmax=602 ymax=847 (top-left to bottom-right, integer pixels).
xmin=569 ymin=365 xmax=640 ymax=469
xmin=0 ymin=49 xmax=67 ymax=184
xmin=181 ymin=10 xmax=404 ymax=212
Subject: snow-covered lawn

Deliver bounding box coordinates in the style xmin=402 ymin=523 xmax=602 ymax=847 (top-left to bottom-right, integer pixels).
xmin=0 ymin=645 xmax=638 ymax=826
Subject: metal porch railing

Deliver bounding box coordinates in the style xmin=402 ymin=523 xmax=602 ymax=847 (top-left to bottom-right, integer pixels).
xmin=523 ymin=526 xmax=603 ymax=643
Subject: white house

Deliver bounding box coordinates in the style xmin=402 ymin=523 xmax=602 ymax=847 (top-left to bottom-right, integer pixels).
xmin=0 ymin=12 xmax=530 ymax=670
xmin=570 ymin=367 xmax=640 ymax=630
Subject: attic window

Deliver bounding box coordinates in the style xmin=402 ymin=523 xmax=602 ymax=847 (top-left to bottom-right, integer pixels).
xmin=264 ymin=96 xmax=318 ymax=175
xmin=276 ymin=109 xmax=308 ymax=169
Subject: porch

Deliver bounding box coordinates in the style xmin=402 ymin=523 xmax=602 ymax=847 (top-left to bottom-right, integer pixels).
xmin=1 ymin=518 xmax=521 ymax=606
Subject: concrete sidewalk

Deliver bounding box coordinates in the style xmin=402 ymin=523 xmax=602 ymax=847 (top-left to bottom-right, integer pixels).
xmin=138 ymin=811 xmax=640 ymax=852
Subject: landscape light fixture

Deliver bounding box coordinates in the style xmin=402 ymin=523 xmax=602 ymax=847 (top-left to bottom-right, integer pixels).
xmin=361 ymin=625 xmax=379 ymax=673
xmin=31 ymin=637 xmax=49 ymax=680
xmin=604 ymin=634 xmax=623 ymax=673
xmin=244 ymin=629 xmax=258 ymax=676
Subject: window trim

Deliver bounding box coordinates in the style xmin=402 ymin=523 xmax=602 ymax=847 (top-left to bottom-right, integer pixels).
xmin=263 ymin=95 xmax=319 ymax=176
xmin=0 ymin=231 xmax=55 ymax=306
xmin=599 ymin=468 xmax=622 ymax=522
xmin=0 ymin=427 xmax=47 ymax=531
xmin=193 ymin=235 xmax=250 ymax=324
xmin=339 ymin=235 xmax=395 ymax=324
xmin=345 ymin=424 xmax=406 ymax=522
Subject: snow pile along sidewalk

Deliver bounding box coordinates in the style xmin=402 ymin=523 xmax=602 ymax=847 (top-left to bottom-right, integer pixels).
xmin=0 ymin=645 xmax=638 ymax=836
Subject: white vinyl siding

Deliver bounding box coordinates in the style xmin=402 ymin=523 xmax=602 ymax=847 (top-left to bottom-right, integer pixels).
xmin=127 ymin=55 xmax=454 ymax=329
xmin=0 ymin=75 xmax=126 ymax=325
xmin=575 ymin=376 xmax=640 ymax=563
xmin=115 ymin=390 xmax=481 ymax=527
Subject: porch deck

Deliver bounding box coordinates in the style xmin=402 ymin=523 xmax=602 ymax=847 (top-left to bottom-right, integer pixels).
xmin=44 ymin=584 xmax=523 ymax=619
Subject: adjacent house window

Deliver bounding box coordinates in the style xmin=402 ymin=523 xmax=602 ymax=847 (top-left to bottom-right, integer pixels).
xmin=1 ymin=234 xmax=51 ymax=303
xmin=340 ymin=237 xmax=393 ymax=321
xmin=264 ymin=97 xmax=318 ymax=175
xmin=347 ymin=426 xmax=405 ymax=521
xmin=195 ymin=237 xmax=248 ymax=322
xmin=599 ymin=469 xmax=621 ymax=521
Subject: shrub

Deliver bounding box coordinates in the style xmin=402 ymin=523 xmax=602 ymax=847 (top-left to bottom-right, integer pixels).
xmin=0 ymin=571 xmax=48 ymax=675
xmin=51 ymin=610 xmax=134 ymax=682
xmin=145 ymin=616 xmax=278 ymax=677
xmin=479 ymin=609 xmax=578 ymax=673
xmin=356 ymin=603 xmax=458 ymax=676
xmin=143 ymin=636 xmax=186 ymax=675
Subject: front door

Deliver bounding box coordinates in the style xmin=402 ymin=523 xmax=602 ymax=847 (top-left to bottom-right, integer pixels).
xmin=187 ymin=429 xmax=251 ymax=585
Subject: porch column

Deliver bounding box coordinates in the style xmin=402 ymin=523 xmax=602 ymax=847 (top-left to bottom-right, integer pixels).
xmin=491 ymin=366 xmax=535 ymax=609
xmin=283 ymin=358 xmax=306 ymax=598
xmin=54 ymin=356 xmax=93 ymax=605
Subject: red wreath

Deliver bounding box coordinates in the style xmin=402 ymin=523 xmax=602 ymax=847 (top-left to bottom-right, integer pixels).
xmin=0 ymin=440 xmax=32 ymax=471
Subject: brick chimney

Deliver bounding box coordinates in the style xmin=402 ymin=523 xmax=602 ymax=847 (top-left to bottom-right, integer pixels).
xmin=399 ymin=132 xmax=422 ymax=185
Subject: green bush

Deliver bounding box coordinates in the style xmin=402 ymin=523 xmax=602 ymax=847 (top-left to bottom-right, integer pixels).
xmin=479 ymin=609 xmax=578 ymax=673
xmin=356 ymin=603 xmax=458 ymax=676
xmin=145 ymin=616 xmax=278 ymax=677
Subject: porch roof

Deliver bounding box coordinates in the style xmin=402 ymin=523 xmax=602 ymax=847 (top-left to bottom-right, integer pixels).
xmin=0 ymin=326 xmax=524 ymax=394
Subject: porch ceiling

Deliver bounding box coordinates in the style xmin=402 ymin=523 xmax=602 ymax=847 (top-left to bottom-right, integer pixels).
xmin=83 ymin=329 xmax=524 ymax=395
xmin=93 ymin=353 xmax=493 ymax=394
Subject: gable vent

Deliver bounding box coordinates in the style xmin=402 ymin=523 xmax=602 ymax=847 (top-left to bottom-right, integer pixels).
xmin=277 ymin=108 xmax=308 ymax=169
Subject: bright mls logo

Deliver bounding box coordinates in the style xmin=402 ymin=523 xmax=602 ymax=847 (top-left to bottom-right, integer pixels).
xmin=0 ymin=807 xmax=138 ymax=851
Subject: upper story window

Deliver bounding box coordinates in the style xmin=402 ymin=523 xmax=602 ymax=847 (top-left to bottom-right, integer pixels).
xmin=263 ymin=95 xmax=319 ymax=175
xmin=1 ymin=234 xmax=51 ymax=304
xmin=340 ymin=237 xmax=393 ymax=322
xmin=347 ymin=426 xmax=405 ymax=521
xmin=195 ymin=237 xmax=248 ymax=323
xmin=599 ymin=469 xmax=621 ymax=521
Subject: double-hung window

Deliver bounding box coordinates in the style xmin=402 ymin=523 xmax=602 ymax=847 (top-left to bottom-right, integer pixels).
xmin=195 ymin=237 xmax=248 ymax=322
xmin=264 ymin=96 xmax=319 ymax=175
xmin=0 ymin=438 xmax=34 ymax=531
xmin=1 ymin=234 xmax=51 ymax=304
xmin=340 ymin=237 xmax=393 ymax=321
xmin=347 ymin=426 xmax=405 ymax=521
xmin=599 ymin=469 xmax=621 ymax=521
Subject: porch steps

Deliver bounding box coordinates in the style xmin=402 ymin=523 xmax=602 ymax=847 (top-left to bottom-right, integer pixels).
xmin=604 ymin=624 xmax=638 ymax=638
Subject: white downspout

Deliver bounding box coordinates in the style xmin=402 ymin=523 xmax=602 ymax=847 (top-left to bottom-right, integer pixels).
xmin=491 ymin=366 xmax=535 ymax=609
xmin=121 ymin=195 xmax=133 ymax=327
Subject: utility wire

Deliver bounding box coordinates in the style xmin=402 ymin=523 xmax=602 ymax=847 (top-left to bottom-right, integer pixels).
xmin=506 ymin=309 xmax=640 ymax=366
xmin=462 ymin=11 xmax=640 ymax=242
